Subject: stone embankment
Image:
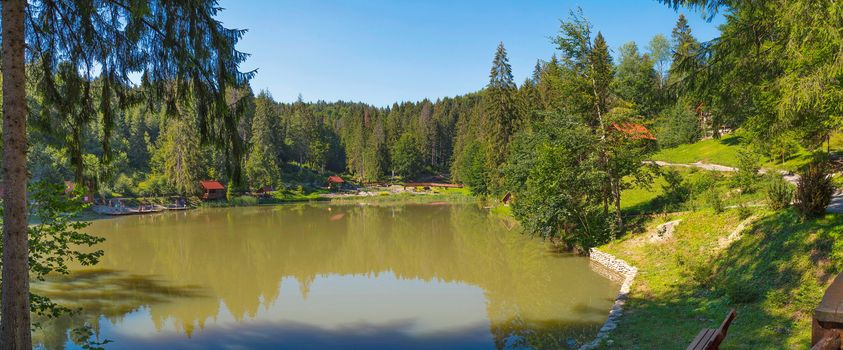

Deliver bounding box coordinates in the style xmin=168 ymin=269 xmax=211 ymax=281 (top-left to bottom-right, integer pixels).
xmin=580 ymin=248 xmax=638 ymax=350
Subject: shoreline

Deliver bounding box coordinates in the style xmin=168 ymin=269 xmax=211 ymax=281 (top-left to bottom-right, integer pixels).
xmin=580 ymin=248 xmax=638 ymax=350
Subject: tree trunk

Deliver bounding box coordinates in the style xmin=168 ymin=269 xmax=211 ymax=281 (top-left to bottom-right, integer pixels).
xmin=1 ymin=0 xmax=33 ymax=348
xmin=612 ymin=177 xmax=624 ymax=234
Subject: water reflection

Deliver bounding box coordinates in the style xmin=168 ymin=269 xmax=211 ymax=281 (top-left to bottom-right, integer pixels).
xmin=33 ymin=203 xmax=619 ymax=349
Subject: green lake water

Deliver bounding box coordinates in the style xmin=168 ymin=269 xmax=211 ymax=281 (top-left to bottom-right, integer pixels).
xmin=32 ymin=203 xmax=619 ymax=349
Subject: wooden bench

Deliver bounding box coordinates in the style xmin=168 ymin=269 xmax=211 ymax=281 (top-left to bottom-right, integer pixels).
xmin=813 ymin=273 xmax=843 ymax=349
xmin=686 ymin=309 xmax=737 ymax=350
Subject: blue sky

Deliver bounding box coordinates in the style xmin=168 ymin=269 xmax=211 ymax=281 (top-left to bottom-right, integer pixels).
xmin=217 ymin=0 xmax=723 ymax=106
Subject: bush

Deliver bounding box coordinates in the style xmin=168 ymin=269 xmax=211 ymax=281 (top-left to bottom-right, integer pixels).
xmin=737 ymin=201 xmax=753 ymax=219
xmin=661 ymin=168 xmax=690 ymax=207
xmin=795 ymin=161 xmax=834 ymax=219
xmin=734 ymin=149 xmax=761 ymax=193
xmin=722 ymin=279 xmax=762 ymax=304
xmin=228 ymin=195 xmax=258 ymax=206
xmin=655 ymin=101 xmax=702 ymax=148
xmin=111 ymin=173 xmax=136 ymax=196
xmin=765 ymin=175 xmax=793 ymax=210
xmin=705 ymin=188 xmax=724 ymax=213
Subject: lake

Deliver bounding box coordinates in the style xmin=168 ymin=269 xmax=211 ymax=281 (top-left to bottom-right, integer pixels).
xmin=32 ymin=203 xmax=620 ymax=350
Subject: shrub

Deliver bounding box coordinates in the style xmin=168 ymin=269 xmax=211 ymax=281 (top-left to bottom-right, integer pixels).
xmin=737 ymin=201 xmax=753 ymax=219
xmin=111 ymin=173 xmax=136 ymax=196
xmin=661 ymin=168 xmax=690 ymax=207
xmin=734 ymin=149 xmax=760 ymax=193
xmin=795 ymin=161 xmax=834 ymax=219
xmin=765 ymin=175 xmax=793 ymax=210
xmin=655 ymin=101 xmax=702 ymax=148
xmin=676 ymin=251 xmax=715 ymax=288
xmin=228 ymin=195 xmax=258 ymax=206
xmin=705 ymin=188 xmax=724 ymax=213
xmin=723 ymin=279 xmax=762 ymax=304
xmin=691 ymin=171 xmax=720 ymax=194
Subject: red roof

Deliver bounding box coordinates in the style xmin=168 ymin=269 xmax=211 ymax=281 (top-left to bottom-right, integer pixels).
xmin=327 ymin=176 xmax=345 ymax=184
xmin=200 ymin=180 xmax=225 ymax=190
xmin=611 ymin=122 xmax=657 ymax=141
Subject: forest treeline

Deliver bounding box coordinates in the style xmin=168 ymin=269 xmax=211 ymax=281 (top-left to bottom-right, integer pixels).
xmin=24 ymin=1 xmax=843 ymax=250
xmin=30 ymin=13 xmax=702 ymax=198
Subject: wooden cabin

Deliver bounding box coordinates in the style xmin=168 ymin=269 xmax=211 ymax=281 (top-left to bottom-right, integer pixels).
xmin=327 ymin=176 xmax=345 ymax=191
xmin=502 ymin=192 xmax=513 ymax=206
xmin=255 ymin=185 xmax=274 ymax=198
xmin=200 ymin=180 xmax=226 ymax=200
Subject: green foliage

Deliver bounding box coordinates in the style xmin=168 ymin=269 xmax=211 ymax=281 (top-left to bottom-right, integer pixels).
xmin=455 ymin=141 xmax=490 ymax=195
xmin=483 ymin=42 xmax=521 ymax=191
xmin=511 ymin=116 xmax=610 ymax=251
xmin=795 ymin=161 xmax=834 ymax=219
xmin=655 ymin=101 xmax=701 ymax=148
xmin=245 ymin=93 xmax=283 ymax=189
xmin=647 ymin=34 xmax=671 ymax=87
xmin=391 ymin=132 xmax=424 ymax=180
xmin=111 ymin=173 xmax=136 ymax=196
xmin=154 ymin=116 xmax=204 ymax=195
xmin=765 ymin=175 xmax=794 ymax=210
xmin=661 ymin=168 xmax=690 ymax=207
xmin=614 ymin=41 xmax=661 ymax=116
xmin=704 ymin=188 xmax=724 ymax=213
xmin=733 ymin=149 xmax=761 ymax=193
xmin=2 ymin=182 xmax=104 ymax=318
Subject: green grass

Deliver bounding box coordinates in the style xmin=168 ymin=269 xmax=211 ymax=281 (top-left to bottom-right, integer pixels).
xmin=620 ymin=176 xmax=667 ymax=212
xmin=597 ymin=207 xmax=843 ymax=349
xmin=490 ymin=204 xmax=512 ymax=216
xmin=650 ymin=132 xmax=837 ymax=172
xmin=620 ymin=167 xmax=773 ymax=215
xmin=652 ymin=134 xmax=745 ymax=167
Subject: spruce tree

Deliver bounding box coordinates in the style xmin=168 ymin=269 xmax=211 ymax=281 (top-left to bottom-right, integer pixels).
xmin=668 ymin=14 xmax=701 ymax=87
xmin=588 ymin=32 xmax=615 ymax=131
xmin=245 ymin=93 xmax=283 ymax=189
xmin=531 ymin=60 xmax=544 ymax=86
xmin=483 ymin=42 xmax=519 ymax=192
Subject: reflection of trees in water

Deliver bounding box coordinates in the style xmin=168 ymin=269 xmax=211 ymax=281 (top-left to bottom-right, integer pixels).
xmin=32 ymin=203 xmax=618 ymax=349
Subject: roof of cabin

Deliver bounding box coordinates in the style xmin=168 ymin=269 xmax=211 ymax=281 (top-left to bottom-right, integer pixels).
xmin=200 ymin=180 xmax=225 ymax=190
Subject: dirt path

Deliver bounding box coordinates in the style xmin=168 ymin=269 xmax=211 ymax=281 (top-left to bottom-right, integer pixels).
xmin=646 ymin=160 xmax=843 ymax=213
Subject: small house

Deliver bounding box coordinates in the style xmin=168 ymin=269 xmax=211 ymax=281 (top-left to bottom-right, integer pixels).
xmin=200 ymin=180 xmax=226 ymax=200
xmin=502 ymin=192 xmax=513 ymax=206
xmin=327 ymin=176 xmax=345 ymax=191
xmin=255 ymin=185 xmax=274 ymax=198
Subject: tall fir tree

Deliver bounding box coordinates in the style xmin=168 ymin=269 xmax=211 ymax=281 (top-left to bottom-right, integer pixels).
xmin=483 ymin=42 xmax=519 ymax=193
xmin=245 ymin=93 xmax=283 ymax=189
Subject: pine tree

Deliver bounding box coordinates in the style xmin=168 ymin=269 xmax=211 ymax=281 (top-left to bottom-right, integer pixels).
xmin=483 ymin=42 xmax=519 ymax=192
xmin=245 ymin=93 xmax=283 ymax=189
xmin=157 ymin=116 xmax=204 ymax=195
xmin=531 ymin=60 xmax=544 ymax=86
xmin=615 ymin=42 xmax=660 ymax=116
xmin=668 ymin=14 xmax=701 ymax=88
xmin=588 ymin=32 xmax=615 ymax=131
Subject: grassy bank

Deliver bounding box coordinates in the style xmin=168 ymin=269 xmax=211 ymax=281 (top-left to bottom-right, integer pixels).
xmin=597 ymin=204 xmax=841 ymax=348
xmin=620 ymin=166 xmax=770 ymax=215
xmin=328 ymin=187 xmax=474 ymax=203
xmin=650 ymin=131 xmax=843 ymax=172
